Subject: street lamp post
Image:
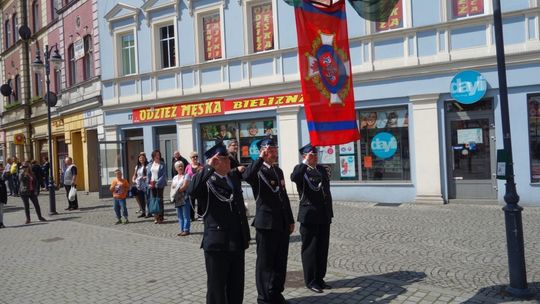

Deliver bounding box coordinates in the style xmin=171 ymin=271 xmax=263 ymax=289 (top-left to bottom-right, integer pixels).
xmin=32 ymin=44 xmax=62 ymax=216
xmin=491 ymin=0 xmax=530 ymax=298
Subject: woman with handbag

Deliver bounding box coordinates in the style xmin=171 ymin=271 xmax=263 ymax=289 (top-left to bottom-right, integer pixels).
xmin=132 ymin=152 xmax=149 ymax=218
xmin=170 ymin=161 xmax=191 ymax=236
xmin=147 ymin=149 xmax=167 ymax=224
xmin=19 ymin=161 xmax=47 ymax=224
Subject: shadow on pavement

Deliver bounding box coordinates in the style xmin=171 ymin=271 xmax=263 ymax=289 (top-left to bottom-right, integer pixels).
xmin=46 ymin=216 xmax=81 ymax=222
xmin=463 ymin=282 xmax=540 ymax=303
xmin=2 ymin=206 xmax=24 ymax=213
xmin=286 ymin=271 xmax=426 ymax=304
xmin=78 ymin=205 xmax=113 ymax=212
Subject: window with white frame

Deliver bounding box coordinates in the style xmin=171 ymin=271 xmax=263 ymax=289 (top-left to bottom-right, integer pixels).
xmin=5 ymin=19 xmax=11 ymax=49
xmin=83 ymin=35 xmax=93 ymax=80
xmin=158 ymin=24 xmax=176 ymax=68
xmin=68 ymin=44 xmax=77 ymax=86
xmin=375 ymin=0 xmax=404 ymax=32
xmin=12 ymin=14 xmax=17 ymax=45
xmin=32 ymin=0 xmax=40 ymax=33
xmin=120 ymin=32 xmax=136 ymax=75
xmin=249 ymin=2 xmax=274 ymax=53
xmin=451 ymin=0 xmax=484 ymax=19
xmin=201 ymin=12 xmax=222 ymax=61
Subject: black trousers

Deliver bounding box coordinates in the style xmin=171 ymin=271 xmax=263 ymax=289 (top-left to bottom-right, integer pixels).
xmin=204 ymin=250 xmax=245 ymax=304
xmin=300 ymin=223 xmax=330 ymax=287
xmin=255 ymin=228 xmax=290 ymax=304
xmin=21 ymin=193 xmax=43 ymax=220
xmin=64 ymin=185 xmax=78 ymax=209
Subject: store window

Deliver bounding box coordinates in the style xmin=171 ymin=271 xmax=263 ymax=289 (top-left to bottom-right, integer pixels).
xmin=375 ymin=0 xmax=403 ymax=32
xmin=451 ymin=0 xmax=484 ymax=19
xmin=200 ymin=119 xmax=277 ymax=164
xmin=250 ymin=2 xmax=274 ymax=53
xmin=528 ymin=94 xmax=540 ymax=183
xmin=319 ymin=107 xmax=410 ymax=181
xmin=202 ymin=13 xmax=222 ymax=61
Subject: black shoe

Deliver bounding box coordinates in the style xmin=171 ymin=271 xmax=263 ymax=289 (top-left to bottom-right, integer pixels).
xmin=307 ymin=284 xmax=323 ymax=293
xmin=137 ymin=214 xmax=146 ymax=218
xmin=0 ymin=223 xmax=5 ymax=228
xmin=65 ymin=207 xmax=72 ymax=211
xmin=320 ymin=281 xmax=332 ymax=289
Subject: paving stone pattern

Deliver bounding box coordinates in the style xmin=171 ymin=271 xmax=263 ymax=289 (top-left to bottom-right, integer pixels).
xmin=0 ymin=191 xmax=539 ymax=303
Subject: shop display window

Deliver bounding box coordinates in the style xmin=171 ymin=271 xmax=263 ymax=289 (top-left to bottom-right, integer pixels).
xmin=528 ymin=94 xmax=540 ymax=183
xmin=201 ymin=119 xmax=277 ymax=165
xmin=319 ymin=107 xmax=410 ymax=181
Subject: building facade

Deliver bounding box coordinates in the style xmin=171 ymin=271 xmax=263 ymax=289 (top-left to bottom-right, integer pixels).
xmin=99 ymin=0 xmax=539 ymax=205
xmin=1 ymin=0 xmax=102 ymax=192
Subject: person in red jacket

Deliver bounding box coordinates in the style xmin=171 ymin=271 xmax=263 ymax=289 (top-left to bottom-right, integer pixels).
xmin=110 ymin=169 xmax=129 ymax=225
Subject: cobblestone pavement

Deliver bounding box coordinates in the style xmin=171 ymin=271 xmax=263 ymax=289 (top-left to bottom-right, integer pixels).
xmin=0 ymin=190 xmax=539 ymax=304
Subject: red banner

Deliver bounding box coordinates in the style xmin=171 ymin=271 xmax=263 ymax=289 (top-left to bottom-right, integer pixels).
xmin=203 ymin=14 xmax=222 ymax=60
xmin=294 ymin=0 xmax=360 ymax=146
xmin=376 ymin=0 xmax=403 ymax=31
xmin=252 ymin=3 xmax=274 ymax=52
xmin=452 ymin=0 xmax=484 ymax=18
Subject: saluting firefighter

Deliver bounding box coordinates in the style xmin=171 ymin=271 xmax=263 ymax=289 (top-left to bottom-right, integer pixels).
xmin=187 ymin=142 xmax=251 ymax=304
xmin=243 ymin=138 xmax=295 ymax=304
xmin=290 ymin=143 xmax=333 ymax=294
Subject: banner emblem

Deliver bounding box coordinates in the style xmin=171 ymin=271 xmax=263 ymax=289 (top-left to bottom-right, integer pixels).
xmin=306 ymin=32 xmax=350 ymax=105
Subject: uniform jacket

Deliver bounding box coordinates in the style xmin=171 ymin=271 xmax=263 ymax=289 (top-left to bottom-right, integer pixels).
xmin=146 ymin=161 xmax=167 ymax=189
xmin=188 ymin=165 xmax=250 ymax=252
xmin=291 ymin=163 xmax=333 ymax=224
xmin=243 ymin=158 xmax=294 ymax=231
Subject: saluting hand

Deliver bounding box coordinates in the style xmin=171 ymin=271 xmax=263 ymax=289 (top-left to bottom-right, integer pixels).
xmin=208 ymin=153 xmax=220 ymax=168
xmin=259 ymin=147 xmax=268 ymax=159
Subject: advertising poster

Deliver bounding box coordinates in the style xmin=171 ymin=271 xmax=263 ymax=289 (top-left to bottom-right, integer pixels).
xmin=319 ymin=146 xmax=336 ymax=164
xmin=240 ymin=121 xmax=263 ymax=137
xmin=363 ymin=156 xmax=373 ymax=169
xmin=340 ymin=156 xmax=356 ymax=178
xmin=339 ymin=142 xmax=355 ymax=155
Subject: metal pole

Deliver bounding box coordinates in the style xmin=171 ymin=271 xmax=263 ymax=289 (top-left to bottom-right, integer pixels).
xmin=492 ymin=0 xmax=529 ymax=297
xmin=44 ymin=45 xmax=57 ymax=215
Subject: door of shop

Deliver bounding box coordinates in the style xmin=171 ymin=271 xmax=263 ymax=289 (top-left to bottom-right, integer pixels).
xmin=97 ymin=141 xmax=127 ymax=198
xmin=157 ymin=129 xmax=176 ymax=180
xmin=445 ymin=99 xmax=496 ymax=199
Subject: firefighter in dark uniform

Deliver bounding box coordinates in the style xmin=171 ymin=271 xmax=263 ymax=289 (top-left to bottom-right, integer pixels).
xmin=187 ymin=142 xmax=251 ymax=304
xmin=290 ymin=143 xmax=333 ymax=293
xmin=243 ymin=138 xmax=295 ymax=304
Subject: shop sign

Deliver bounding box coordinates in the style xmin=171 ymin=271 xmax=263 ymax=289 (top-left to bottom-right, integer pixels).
xmin=131 ymin=93 xmax=303 ymax=123
xmin=450 ymin=70 xmax=487 ymax=104
xmin=371 ymin=132 xmax=397 ymax=159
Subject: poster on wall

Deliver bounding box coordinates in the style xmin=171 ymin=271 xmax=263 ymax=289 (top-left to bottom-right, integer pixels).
xmin=240 ymin=121 xmax=263 ymax=137
xmin=252 ymin=3 xmax=274 ymax=52
xmin=340 ymin=155 xmax=356 ymax=178
xmin=360 ymin=109 xmax=408 ymax=129
xmin=339 ymin=142 xmax=355 ymax=155
xmin=457 ymin=128 xmax=483 ymax=144
xmin=319 ymin=146 xmax=336 ymax=164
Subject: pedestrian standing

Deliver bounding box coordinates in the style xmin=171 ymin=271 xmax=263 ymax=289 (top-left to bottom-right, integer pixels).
xmin=147 ymin=150 xmax=166 ymax=224
xmin=290 ymin=143 xmax=334 ymax=293
xmin=10 ymin=156 xmax=20 ymax=197
xmin=171 ymin=150 xmax=189 ymax=178
xmin=185 ymin=151 xmax=203 ymax=220
xmin=243 ymin=138 xmax=295 ymax=304
xmin=110 ymin=169 xmax=129 ymax=224
xmin=63 ymin=157 xmax=78 ymax=210
xmin=170 ymin=161 xmax=191 ymax=236
xmin=19 ymin=162 xmax=47 ymax=224
xmin=31 ymin=160 xmax=43 ymax=195
xmin=188 ymin=142 xmax=250 ymax=304
xmin=5 ymin=157 xmax=13 ymax=196
xmin=0 ymin=164 xmax=7 ymax=228
xmin=41 ymin=156 xmax=50 ymax=191
xmin=227 ymin=139 xmax=248 ymax=215
xmin=132 ymin=152 xmax=149 ymax=218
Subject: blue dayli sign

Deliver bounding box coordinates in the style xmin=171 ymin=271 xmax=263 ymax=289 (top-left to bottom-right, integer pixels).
xmin=371 ymin=132 xmax=397 ymax=159
xmin=450 ymin=70 xmax=487 ymax=104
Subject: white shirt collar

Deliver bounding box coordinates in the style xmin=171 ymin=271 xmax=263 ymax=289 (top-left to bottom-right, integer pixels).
xmin=263 ymin=162 xmax=272 ymax=168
